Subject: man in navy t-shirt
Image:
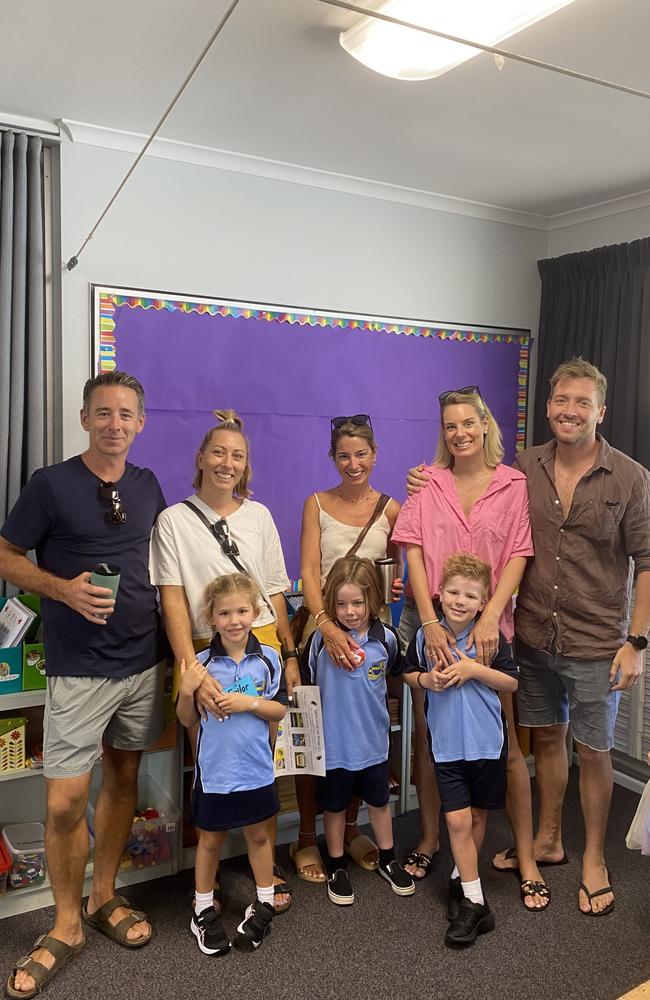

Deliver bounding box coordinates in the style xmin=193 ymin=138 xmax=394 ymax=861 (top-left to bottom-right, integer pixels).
xmin=0 ymin=371 xmax=166 ymax=996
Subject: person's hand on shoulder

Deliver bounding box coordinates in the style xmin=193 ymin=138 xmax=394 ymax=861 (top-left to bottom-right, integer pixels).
xmin=320 ymin=618 xmax=360 ymax=670
xmin=467 ymin=615 xmax=499 ymax=665
xmin=422 ymin=620 xmax=456 ymax=669
xmin=406 ymin=463 xmax=431 ymax=497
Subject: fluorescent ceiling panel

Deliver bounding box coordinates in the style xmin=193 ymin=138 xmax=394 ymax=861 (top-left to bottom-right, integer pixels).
xmin=340 ymin=0 xmax=578 ymax=80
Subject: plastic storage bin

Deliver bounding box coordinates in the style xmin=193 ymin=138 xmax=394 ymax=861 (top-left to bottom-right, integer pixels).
xmin=87 ymin=775 xmax=178 ymax=871
xmin=2 ymin=822 xmax=47 ymax=889
xmin=0 ymin=835 xmax=11 ymax=896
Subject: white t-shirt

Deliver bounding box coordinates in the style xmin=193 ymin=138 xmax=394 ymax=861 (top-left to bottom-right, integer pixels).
xmin=149 ymin=495 xmax=290 ymax=638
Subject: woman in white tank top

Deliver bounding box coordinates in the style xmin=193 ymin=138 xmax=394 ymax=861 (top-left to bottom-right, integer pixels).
xmin=290 ymin=415 xmax=403 ymax=884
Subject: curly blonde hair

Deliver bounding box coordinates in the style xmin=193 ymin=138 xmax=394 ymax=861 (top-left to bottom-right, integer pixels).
xmin=193 ymin=409 xmax=253 ymax=497
xmin=201 ymin=572 xmax=261 ymax=630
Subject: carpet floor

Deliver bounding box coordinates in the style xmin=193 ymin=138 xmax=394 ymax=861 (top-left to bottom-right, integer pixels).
xmin=3 ymin=769 xmax=649 ymax=1000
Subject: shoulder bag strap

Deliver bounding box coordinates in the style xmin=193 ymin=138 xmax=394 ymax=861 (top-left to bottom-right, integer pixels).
xmin=346 ymin=493 xmax=391 ymax=558
xmin=182 ymin=500 xmax=275 ymax=616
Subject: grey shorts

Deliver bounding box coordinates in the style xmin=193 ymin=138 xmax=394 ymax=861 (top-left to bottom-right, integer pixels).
xmin=515 ymin=640 xmax=620 ymax=752
xmin=398 ymin=599 xmax=420 ymax=655
xmin=43 ymin=660 xmax=166 ymax=779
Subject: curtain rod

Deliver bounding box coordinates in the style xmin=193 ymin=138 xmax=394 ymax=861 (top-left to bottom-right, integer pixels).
xmin=318 ymin=0 xmax=650 ymax=102
xmin=66 ymin=0 xmax=241 ymax=271
xmin=0 ymin=121 xmax=61 ymax=141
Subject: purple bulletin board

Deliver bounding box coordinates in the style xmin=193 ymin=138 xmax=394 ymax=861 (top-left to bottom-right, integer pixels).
xmin=92 ymin=285 xmax=530 ymax=580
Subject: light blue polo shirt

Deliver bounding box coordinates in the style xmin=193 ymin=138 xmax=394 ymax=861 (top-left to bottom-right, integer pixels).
xmin=403 ymin=617 xmax=517 ymax=763
xmin=305 ymin=618 xmax=400 ymax=771
xmin=194 ymin=632 xmax=286 ymax=794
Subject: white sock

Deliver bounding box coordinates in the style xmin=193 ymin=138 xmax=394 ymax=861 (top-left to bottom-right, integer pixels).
xmin=195 ymin=889 xmax=214 ymax=914
xmin=256 ymin=884 xmax=275 ymax=908
xmin=461 ymin=877 xmax=484 ymax=905
xmin=451 ymin=866 xmax=459 ymax=880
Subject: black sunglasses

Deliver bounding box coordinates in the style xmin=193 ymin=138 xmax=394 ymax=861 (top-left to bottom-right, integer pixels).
xmin=438 ymin=385 xmax=482 ymax=406
xmin=98 ymin=481 xmax=127 ymax=525
xmin=211 ymin=518 xmax=239 ymax=557
xmin=330 ymin=414 xmax=373 ymax=432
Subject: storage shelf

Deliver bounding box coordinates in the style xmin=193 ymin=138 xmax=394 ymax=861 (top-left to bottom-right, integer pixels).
xmin=0 ymin=766 xmax=42 ymax=783
xmin=0 ymin=691 xmax=46 ymax=711
xmin=0 ymin=861 xmax=174 ymax=919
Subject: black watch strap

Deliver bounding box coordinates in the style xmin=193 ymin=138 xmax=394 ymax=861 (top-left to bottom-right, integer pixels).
xmin=626 ymin=634 xmax=648 ymax=650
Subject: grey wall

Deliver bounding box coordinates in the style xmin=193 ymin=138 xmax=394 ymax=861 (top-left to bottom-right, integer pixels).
xmin=547 ymin=206 xmax=650 ymax=258
xmin=59 ymin=139 xmax=547 ymax=455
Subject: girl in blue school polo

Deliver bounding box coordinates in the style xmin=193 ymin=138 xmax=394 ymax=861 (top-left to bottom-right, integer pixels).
xmin=302 ymin=555 xmax=414 ymax=905
xmin=177 ymin=572 xmax=286 ymax=956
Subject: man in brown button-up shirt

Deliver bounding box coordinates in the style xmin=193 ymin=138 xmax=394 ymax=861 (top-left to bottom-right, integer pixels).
xmin=503 ymin=358 xmax=650 ymax=916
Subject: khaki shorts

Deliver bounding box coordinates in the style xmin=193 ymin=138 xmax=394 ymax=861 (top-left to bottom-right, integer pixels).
xmin=43 ymin=661 xmax=166 ymax=779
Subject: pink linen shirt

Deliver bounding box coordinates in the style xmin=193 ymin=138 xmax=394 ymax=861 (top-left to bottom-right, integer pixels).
xmin=392 ymin=463 xmax=534 ymax=640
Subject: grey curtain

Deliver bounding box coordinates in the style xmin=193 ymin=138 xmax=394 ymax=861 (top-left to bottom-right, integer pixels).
xmin=0 ymin=131 xmax=45 ymax=593
xmin=534 ymin=239 xmax=650 ymax=468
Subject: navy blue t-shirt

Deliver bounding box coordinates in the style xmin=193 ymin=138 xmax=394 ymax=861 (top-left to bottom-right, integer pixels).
xmin=1 ymin=456 xmax=166 ymax=678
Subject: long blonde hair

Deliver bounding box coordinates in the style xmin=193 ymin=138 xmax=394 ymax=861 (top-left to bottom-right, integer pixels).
xmin=434 ymin=391 xmax=504 ymax=469
xmin=193 ymin=409 xmax=253 ymax=498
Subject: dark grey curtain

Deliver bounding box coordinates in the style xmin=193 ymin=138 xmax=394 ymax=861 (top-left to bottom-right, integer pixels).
xmin=534 ymin=238 xmax=650 ymax=469
xmin=0 ymin=131 xmax=45 ymax=593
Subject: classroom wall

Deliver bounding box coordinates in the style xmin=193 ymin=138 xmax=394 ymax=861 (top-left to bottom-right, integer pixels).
xmin=546 ymin=204 xmax=650 ymax=257
xmin=58 ymin=139 xmax=547 ymax=456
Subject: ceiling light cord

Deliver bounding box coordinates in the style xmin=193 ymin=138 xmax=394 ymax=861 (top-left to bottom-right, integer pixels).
xmin=66 ymin=0 xmax=242 ymax=271
xmin=320 ymin=0 xmax=650 ymax=101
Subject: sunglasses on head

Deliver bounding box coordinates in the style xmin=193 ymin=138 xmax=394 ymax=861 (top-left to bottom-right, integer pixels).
xmin=438 ymin=385 xmax=482 ymax=406
xmin=211 ymin=517 xmax=240 ymax=557
xmin=330 ymin=414 xmax=373 ymax=432
xmin=98 ymin=481 xmax=127 ymax=525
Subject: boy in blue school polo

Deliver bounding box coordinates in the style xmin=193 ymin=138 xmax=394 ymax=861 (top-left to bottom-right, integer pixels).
xmin=302 ymin=556 xmax=415 ymax=905
xmin=403 ymin=553 xmax=518 ymax=947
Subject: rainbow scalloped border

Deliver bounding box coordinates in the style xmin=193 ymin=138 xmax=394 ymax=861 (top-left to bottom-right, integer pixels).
xmin=97 ymin=292 xmax=529 ymax=449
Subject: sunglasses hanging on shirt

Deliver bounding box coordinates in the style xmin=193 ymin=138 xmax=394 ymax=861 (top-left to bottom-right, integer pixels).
xmin=98 ymin=481 xmax=127 ymax=525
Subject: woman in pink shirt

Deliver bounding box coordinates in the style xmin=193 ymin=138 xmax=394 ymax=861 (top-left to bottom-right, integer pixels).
xmin=392 ymin=387 xmax=548 ymax=911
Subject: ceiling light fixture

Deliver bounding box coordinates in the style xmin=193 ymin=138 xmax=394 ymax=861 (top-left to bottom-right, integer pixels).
xmin=339 ymin=0 xmax=578 ymax=81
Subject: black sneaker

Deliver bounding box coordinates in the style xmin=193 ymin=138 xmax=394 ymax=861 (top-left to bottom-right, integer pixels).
xmin=233 ymin=900 xmax=274 ymax=952
xmin=445 ymin=897 xmax=495 ymax=948
xmin=190 ymin=906 xmax=231 ymax=956
xmin=378 ymin=860 xmax=416 ymax=896
xmin=446 ymin=876 xmax=464 ymax=921
xmin=327 ymin=867 xmax=354 ymax=905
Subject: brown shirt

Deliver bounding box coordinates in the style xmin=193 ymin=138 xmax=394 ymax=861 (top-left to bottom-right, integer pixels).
xmin=514 ymin=436 xmax=650 ymax=659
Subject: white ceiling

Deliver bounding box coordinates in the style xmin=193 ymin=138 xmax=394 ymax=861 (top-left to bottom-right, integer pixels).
xmin=2 ymin=0 xmax=650 ymax=217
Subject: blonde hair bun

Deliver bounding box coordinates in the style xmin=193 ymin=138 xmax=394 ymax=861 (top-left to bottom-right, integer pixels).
xmin=213 ymin=408 xmax=244 ymax=431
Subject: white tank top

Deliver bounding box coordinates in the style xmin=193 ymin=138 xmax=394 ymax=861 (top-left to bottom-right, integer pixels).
xmin=315 ymin=492 xmax=391 ymax=584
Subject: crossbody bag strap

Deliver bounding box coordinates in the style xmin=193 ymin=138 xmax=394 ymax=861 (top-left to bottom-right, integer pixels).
xmin=346 ymin=493 xmax=391 ymax=558
xmin=182 ymin=500 xmax=275 ymax=616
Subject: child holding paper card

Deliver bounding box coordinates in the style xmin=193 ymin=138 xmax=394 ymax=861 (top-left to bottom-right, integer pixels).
xmin=177 ymin=572 xmax=287 ymax=956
